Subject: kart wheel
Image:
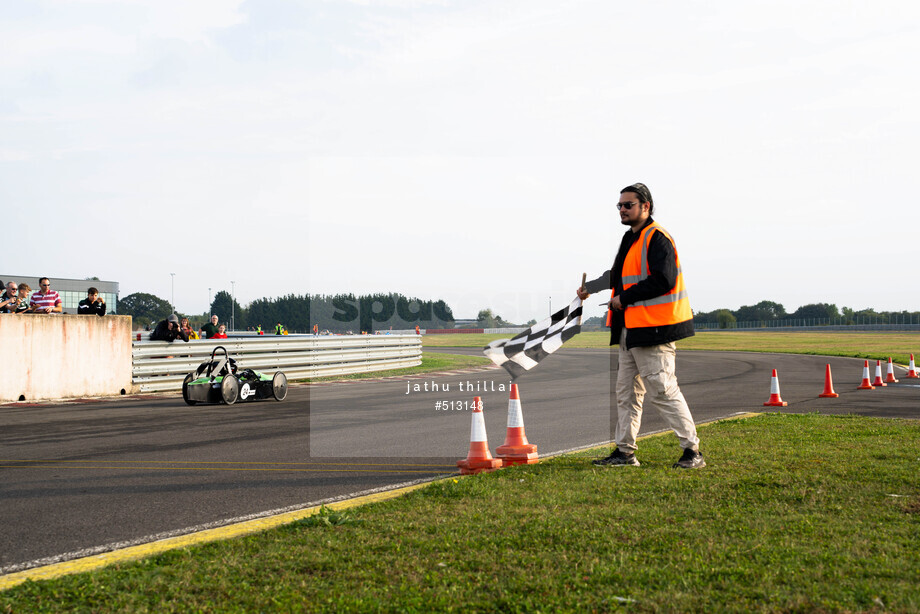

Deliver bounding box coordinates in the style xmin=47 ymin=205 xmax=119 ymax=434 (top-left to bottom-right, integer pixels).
xmin=182 ymin=374 xmax=196 ymax=406
xmin=221 ymin=374 xmax=239 ymax=405
xmin=272 ymin=372 xmax=288 ymax=401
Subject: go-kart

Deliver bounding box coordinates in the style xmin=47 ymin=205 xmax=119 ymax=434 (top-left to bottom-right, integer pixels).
xmin=182 ymin=346 xmax=288 ymax=405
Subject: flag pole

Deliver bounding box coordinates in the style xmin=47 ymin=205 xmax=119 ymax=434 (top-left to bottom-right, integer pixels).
xmin=580 ymin=273 xmax=586 ymax=293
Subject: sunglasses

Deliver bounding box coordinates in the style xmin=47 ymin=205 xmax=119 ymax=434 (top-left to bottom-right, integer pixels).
xmin=616 ymin=201 xmax=640 ymax=211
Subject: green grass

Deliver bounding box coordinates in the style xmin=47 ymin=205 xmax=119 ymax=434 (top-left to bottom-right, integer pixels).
xmin=2 ymin=414 xmax=919 ymax=612
xmin=424 ymin=331 xmax=920 ymax=365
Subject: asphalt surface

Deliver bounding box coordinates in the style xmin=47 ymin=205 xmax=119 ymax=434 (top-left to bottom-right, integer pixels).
xmin=2 ymin=349 xmax=917 ymax=573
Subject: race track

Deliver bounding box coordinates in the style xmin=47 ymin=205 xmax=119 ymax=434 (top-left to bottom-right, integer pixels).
xmin=2 ymin=349 xmax=917 ymax=573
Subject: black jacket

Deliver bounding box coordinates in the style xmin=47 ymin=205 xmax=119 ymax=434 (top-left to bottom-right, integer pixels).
xmin=78 ymin=298 xmax=106 ymax=316
xmin=0 ymin=291 xmax=19 ymax=314
xmin=585 ymin=217 xmax=694 ymax=349
xmin=150 ymin=320 xmax=190 ymax=342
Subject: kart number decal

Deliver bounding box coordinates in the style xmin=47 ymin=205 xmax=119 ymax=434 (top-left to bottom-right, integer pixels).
xmin=240 ymin=383 xmax=253 ymax=400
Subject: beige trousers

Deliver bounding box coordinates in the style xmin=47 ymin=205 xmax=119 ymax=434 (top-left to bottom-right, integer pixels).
xmin=615 ymin=329 xmax=700 ymax=452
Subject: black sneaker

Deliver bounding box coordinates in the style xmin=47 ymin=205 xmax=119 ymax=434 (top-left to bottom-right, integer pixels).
xmin=673 ymin=448 xmax=705 ymax=469
xmin=593 ymin=449 xmax=640 ymax=467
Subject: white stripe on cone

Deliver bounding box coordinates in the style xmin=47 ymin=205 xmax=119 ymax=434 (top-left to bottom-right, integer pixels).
xmin=469 ymin=398 xmax=487 ymax=443
xmin=507 ymin=398 xmax=524 ymax=428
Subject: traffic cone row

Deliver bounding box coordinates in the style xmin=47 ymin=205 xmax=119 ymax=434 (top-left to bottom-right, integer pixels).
xmin=457 ymin=385 xmax=539 ymax=474
xmin=762 ymin=356 xmax=916 ymax=403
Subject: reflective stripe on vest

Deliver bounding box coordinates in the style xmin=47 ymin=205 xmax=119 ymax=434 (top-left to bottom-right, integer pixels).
xmin=621 ymin=222 xmax=692 ymax=329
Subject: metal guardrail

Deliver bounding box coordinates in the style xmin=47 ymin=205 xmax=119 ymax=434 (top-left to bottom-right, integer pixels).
xmin=132 ymin=334 xmax=422 ymax=393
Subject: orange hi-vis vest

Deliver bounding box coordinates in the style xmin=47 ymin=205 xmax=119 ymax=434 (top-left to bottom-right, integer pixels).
xmin=614 ymin=221 xmax=692 ymax=329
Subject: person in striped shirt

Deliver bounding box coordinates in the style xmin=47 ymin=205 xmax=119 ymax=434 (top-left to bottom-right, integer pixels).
xmin=29 ymin=277 xmax=63 ymax=314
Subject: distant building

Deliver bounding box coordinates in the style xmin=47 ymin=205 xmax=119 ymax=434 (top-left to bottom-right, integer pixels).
xmin=0 ymin=274 xmax=119 ymax=315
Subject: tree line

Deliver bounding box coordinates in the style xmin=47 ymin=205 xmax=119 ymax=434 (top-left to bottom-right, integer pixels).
xmin=693 ymin=300 xmax=920 ymax=328
xmin=118 ymin=291 xmax=455 ymax=333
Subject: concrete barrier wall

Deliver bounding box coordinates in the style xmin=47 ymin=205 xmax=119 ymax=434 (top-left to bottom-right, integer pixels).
xmin=0 ymin=314 xmax=132 ymax=402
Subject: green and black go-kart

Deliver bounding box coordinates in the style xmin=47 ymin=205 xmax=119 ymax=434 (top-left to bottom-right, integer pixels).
xmin=182 ymin=346 xmax=288 ymax=405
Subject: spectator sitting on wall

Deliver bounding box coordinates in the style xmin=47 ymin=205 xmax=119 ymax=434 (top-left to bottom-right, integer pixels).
xmin=213 ymin=324 xmax=228 ymax=339
xmin=180 ymin=317 xmax=199 ymax=339
xmin=0 ymin=281 xmax=20 ymax=313
xmin=77 ymin=287 xmax=107 ymax=316
xmin=200 ymin=314 xmax=219 ymax=339
xmin=29 ymin=277 xmax=63 ymax=314
xmin=150 ymin=313 xmax=190 ymax=342
xmin=275 ymin=322 xmax=283 ymax=335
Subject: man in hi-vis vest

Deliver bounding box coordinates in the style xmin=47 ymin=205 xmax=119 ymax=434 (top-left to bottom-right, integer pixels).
xmin=576 ymin=183 xmax=704 ymax=469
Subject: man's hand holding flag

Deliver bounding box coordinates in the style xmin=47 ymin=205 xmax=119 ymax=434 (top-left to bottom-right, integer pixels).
xmin=483 ymin=275 xmax=586 ymax=380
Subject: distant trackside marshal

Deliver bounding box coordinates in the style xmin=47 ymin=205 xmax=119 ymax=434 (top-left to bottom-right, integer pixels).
xmin=577 ymin=182 xmax=705 ymax=469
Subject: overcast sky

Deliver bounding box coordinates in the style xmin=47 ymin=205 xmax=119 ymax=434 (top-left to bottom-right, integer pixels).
xmin=3 ymin=0 xmax=919 ymax=323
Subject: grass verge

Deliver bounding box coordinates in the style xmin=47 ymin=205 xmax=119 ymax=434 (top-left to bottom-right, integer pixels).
xmin=424 ymin=331 xmax=920 ymax=364
xmin=2 ymin=413 xmax=918 ymax=612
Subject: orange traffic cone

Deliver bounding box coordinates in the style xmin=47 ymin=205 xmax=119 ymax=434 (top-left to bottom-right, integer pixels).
xmin=857 ymin=360 xmax=875 ymax=390
xmin=884 ymin=357 xmax=899 ymax=383
xmin=907 ymin=354 xmax=919 ymax=379
xmin=457 ymin=397 xmax=503 ymax=475
xmin=871 ymin=360 xmax=887 ymax=387
xmin=818 ymin=364 xmax=839 ymax=398
xmin=495 ymin=384 xmax=539 ymax=466
xmin=763 ymin=369 xmax=787 ymax=406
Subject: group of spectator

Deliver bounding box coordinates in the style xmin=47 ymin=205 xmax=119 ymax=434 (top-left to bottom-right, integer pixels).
xmin=1 ymin=277 xmax=237 ymax=347
xmin=150 ymin=313 xmax=228 ymax=343
xmin=0 ymin=278 xmax=106 ymax=316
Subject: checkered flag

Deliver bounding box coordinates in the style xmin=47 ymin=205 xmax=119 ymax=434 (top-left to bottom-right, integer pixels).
xmin=484 ymin=296 xmax=583 ymax=380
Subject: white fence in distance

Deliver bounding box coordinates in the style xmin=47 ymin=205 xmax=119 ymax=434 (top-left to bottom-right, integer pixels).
xmin=132 ymin=334 xmax=422 ymax=393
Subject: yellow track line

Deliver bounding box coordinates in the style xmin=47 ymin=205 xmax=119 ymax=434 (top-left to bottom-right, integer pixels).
xmin=0 ymin=458 xmax=456 ymax=467
xmin=0 ymin=482 xmax=431 ymax=591
xmin=0 ymin=465 xmax=451 ymax=474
